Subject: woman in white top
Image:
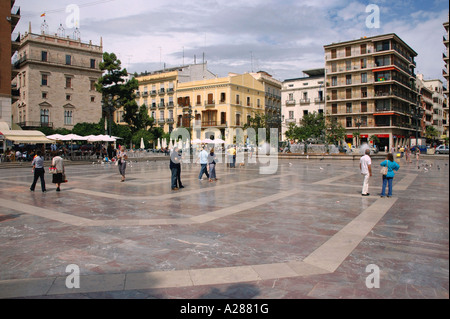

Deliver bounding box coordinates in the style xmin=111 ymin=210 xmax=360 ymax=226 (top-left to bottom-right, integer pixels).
xmin=51 ymin=150 xmax=65 ymax=192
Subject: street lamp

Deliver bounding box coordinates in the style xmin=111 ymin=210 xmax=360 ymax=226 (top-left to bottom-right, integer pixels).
xmin=355 ymin=117 xmax=362 ymax=147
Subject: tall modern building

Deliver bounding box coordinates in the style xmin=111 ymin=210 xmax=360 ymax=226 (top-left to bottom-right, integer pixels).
xmin=324 ymin=34 xmax=419 ymax=150
xmin=11 ymin=23 xmax=103 ymax=130
xmin=443 ymin=18 xmax=449 ymax=139
xmin=0 ymin=0 xmax=20 ymax=129
xmin=281 ymin=69 xmax=325 ymax=141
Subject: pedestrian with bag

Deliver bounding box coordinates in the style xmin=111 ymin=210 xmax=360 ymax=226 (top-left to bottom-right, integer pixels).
xmin=51 ymin=150 xmax=65 ymax=192
xmin=380 ymin=153 xmax=400 ymax=198
xmin=30 ymin=150 xmax=47 ymax=193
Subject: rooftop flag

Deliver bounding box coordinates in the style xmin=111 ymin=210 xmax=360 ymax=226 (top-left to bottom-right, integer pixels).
xmin=40 ymin=13 xmax=45 ymax=17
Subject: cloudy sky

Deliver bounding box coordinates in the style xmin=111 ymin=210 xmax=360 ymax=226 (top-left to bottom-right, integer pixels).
xmin=14 ymin=0 xmax=449 ymax=82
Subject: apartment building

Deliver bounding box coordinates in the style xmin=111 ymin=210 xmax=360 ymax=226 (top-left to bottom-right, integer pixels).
xmin=417 ymin=74 xmax=446 ymax=140
xmin=249 ymin=71 xmax=282 ymax=138
xmin=0 ymin=0 xmax=20 ymax=129
xmin=133 ymin=63 xmax=216 ymax=133
xmin=176 ymin=72 xmax=266 ymax=143
xmin=443 ymin=19 xmax=449 ymax=138
xmin=324 ymin=34 xmax=419 ymax=150
xmin=281 ymin=69 xmax=325 ymax=141
xmin=11 ymin=24 xmax=103 ymax=130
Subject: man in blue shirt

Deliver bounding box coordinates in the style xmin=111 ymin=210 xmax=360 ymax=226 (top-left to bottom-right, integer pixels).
xmin=197 ymin=146 xmax=210 ymax=181
xmin=30 ymin=150 xmax=47 ymax=192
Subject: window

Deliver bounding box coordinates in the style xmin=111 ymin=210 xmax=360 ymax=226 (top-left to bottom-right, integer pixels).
xmin=91 ymin=96 xmax=95 ymax=102
xmin=236 ymin=95 xmax=240 ymax=105
xmin=288 ymin=93 xmax=294 ymax=100
xmin=41 ymin=74 xmax=48 ymax=86
xmin=208 ymin=93 xmax=214 ymax=105
xmin=289 ymin=111 xmax=294 ymax=119
xmin=346 ymin=60 xmax=351 ymax=71
xmin=66 ymin=94 xmax=71 ymax=101
xmin=257 ymin=99 xmax=260 ymax=107
xmin=42 ymin=92 xmax=48 ymax=99
xmin=247 ymin=96 xmax=251 ymax=106
xmin=331 ymin=90 xmax=337 ymax=100
xmin=332 ymin=104 xmax=338 ymax=114
xmin=346 ymin=75 xmax=352 ymax=85
xmin=220 ymin=92 xmax=226 ymax=103
xmin=41 ymin=109 xmax=49 ymax=124
xmin=169 ymin=110 xmax=174 ymax=120
xmin=331 ymin=49 xmax=337 ymax=59
xmin=346 ymin=89 xmax=352 ymax=99
xmin=90 ymin=59 xmax=96 ymax=69
xmin=361 ymin=73 xmax=368 ymax=83
xmin=361 ymin=116 xmax=368 ymax=127
xmin=65 ymin=55 xmax=72 ymax=65
xmin=345 ymin=46 xmax=351 ymax=57
xmin=360 ymin=44 xmax=367 ymax=55
xmin=90 ymin=80 xmax=96 ymax=91
xmin=303 ymin=110 xmax=308 ymax=116
xmin=41 ymin=51 xmax=48 ymax=62
xmin=361 ymin=87 xmax=368 ymax=98
xmin=346 ymin=103 xmax=352 ymax=113
xmin=197 ymin=95 xmax=201 ymax=106
xmin=331 ymin=76 xmax=337 ymax=86
xmin=159 ymin=110 xmax=165 ymax=120
xmin=360 ymin=58 xmax=367 ymax=69
xmin=64 ymin=110 xmax=73 ymax=125
xmin=346 ymin=117 xmax=352 ymax=127
xmin=65 ymin=77 xmax=72 ymax=89
xmin=236 ymin=114 xmax=241 ymax=126
xmin=221 ymin=112 xmax=226 ymax=125
xmin=331 ymin=62 xmax=337 ymax=72
xmin=361 ymin=102 xmax=367 ymax=113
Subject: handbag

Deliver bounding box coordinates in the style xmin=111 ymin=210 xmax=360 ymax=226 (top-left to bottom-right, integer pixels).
xmin=49 ymin=166 xmax=57 ymax=174
xmin=380 ymin=166 xmax=388 ymax=175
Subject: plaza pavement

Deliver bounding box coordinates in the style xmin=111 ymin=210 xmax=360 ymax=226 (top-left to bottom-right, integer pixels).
xmin=0 ymin=155 xmax=448 ymax=299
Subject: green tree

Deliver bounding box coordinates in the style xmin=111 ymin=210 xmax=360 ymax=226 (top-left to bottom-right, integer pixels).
xmin=283 ymin=112 xmax=325 ymax=142
xmin=96 ymin=52 xmax=141 ymax=135
xmin=425 ymin=126 xmax=439 ymax=142
xmin=325 ymin=117 xmax=346 ymax=145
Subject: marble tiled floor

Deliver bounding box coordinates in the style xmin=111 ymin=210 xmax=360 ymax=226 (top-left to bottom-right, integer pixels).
xmin=0 ymin=156 xmax=448 ymax=299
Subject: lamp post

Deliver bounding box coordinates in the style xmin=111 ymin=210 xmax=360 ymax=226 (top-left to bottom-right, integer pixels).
xmin=355 ymin=117 xmax=362 ymax=147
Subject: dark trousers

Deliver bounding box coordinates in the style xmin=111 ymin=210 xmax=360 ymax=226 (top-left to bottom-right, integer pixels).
xmin=31 ymin=168 xmax=46 ymax=191
xmin=199 ymin=164 xmax=209 ymax=179
xmin=171 ymin=167 xmax=179 ymax=189
xmin=177 ymin=167 xmax=183 ymax=187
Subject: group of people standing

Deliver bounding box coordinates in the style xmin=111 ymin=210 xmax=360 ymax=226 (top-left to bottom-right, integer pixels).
xmin=169 ymin=145 xmax=219 ymax=191
xmin=359 ymin=149 xmax=400 ymax=198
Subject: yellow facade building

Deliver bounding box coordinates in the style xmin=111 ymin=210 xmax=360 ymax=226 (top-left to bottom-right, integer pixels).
xmin=132 ymin=63 xmax=267 ymax=144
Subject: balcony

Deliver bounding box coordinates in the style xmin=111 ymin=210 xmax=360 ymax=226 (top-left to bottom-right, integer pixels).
xmin=300 ymin=98 xmax=310 ymax=105
xmin=202 ymin=120 xmax=218 ymax=127
xmin=166 ymin=102 xmax=174 ymax=109
xmin=314 ymin=97 xmax=325 ymax=103
xmin=158 ymin=119 xmax=166 ymax=125
xmin=285 ymin=100 xmax=296 ymax=106
xmin=167 ymin=88 xmax=174 ymax=95
xmin=150 ymin=90 xmax=157 ymax=96
xmin=205 ymin=100 xmax=215 ymax=107
xmin=142 ymin=91 xmax=148 ymax=97
xmin=166 ymin=118 xmax=174 ymax=124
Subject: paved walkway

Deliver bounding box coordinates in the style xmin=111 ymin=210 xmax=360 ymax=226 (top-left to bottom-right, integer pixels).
xmin=0 ymin=156 xmax=448 ymax=299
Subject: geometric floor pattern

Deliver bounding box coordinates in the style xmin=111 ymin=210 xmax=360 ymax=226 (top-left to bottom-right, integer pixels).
xmin=0 ymin=156 xmax=448 ymax=298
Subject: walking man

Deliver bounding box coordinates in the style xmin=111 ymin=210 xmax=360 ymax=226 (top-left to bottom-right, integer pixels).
xmin=197 ymin=145 xmax=209 ymax=181
xmin=360 ymin=148 xmax=372 ymax=196
xmin=30 ymin=150 xmax=47 ymax=192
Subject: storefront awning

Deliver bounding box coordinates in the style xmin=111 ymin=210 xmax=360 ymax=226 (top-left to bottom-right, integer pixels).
xmin=0 ymin=130 xmax=53 ymax=144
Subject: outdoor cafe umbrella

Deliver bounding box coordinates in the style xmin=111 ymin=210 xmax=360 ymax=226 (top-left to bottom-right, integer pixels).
xmin=157 ymin=138 xmax=161 ymax=150
xmin=140 ymin=137 xmax=145 ymax=149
